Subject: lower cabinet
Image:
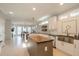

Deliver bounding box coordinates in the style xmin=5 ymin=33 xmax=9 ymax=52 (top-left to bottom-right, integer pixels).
xmin=63 ymin=42 xmax=74 ymax=55
xmin=74 ymin=40 xmax=79 ymax=56
xmin=56 ymin=40 xmax=64 ymax=51
xmin=56 ymin=39 xmax=74 ymax=55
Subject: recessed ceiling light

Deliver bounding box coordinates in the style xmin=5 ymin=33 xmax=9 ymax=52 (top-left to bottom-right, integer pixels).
xmin=33 ymin=7 xmax=36 ymax=11
xmin=9 ymin=11 xmax=14 ymax=14
xmin=60 ymin=2 xmax=64 ymax=5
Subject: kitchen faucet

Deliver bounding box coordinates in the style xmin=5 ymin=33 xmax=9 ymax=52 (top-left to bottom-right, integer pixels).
xmin=65 ymin=25 xmax=71 ymax=36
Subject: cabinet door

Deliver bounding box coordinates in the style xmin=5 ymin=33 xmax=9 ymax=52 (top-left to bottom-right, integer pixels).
xmin=74 ymin=40 xmax=79 ymax=56
xmin=57 ymin=20 xmax=63 ymax=35
xmin=77 ymin=17 xmax=79 ymax=34
xmin=48 ymin=16 xmax=57 ymax=34
xmin=56 ymin=39 xmax=64 ymax=50
xmin=62 ymin=18 xmax=76 ymax=35
xmin=56 ymin=38 xmax=74 ymax=55
xmin=63 ymin=42 xmax=74 ymax=55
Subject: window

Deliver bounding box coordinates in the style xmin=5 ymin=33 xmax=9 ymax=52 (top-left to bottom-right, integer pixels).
xmin=28 ymin=27 xmax=31 ymax=33
xmin=39 ymin=21 xmax=48 ymax=25
xmin=17 ymin=26 xmax=22 ymax=35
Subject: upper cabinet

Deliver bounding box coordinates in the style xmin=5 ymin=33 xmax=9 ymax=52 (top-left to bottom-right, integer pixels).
xmin=76 ymin=17 xmax=79 ymax=34
xmin=57 ymin=17 xmax=77 ymax=36
xmin=57 ymin=20 xmax=63 ymax=35
xmin=62 ymin=17 xmax=77 ymax=35
xmin=48 ymin=16 xmax=57 ymax=34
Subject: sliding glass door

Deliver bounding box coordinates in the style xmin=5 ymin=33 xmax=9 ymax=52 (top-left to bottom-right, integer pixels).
xmin=17 ymin=26 xmax=22 ymax=36
xmin=12 ymin=25 xmax=32 ymax=37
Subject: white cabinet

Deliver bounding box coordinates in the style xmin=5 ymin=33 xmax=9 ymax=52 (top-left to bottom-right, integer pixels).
xmin=77 ymin=17 xmax=79 ymax=34
xmin=56 ymin=39 xmax=74 ymax=55
xmin=73 ymin=17 xmax=79 ymax=55
xmin=63 ymin=42 xmax=74 ymax=55
xmin=48 ymin=16 xmax=57 ymax=34
xmin=56 ymin=40 xmax=64 ymax=50
xmin=74 ymin=40 xmax=79 ymax=56
xmin=62 ymin=18 xmax=76 ymax=35
xmin=57 ymin=20 xmax=63 ymax=35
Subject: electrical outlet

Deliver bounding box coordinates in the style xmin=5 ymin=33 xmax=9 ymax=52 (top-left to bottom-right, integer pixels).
xmin=45 ymin=46 xmax=47 ymax=51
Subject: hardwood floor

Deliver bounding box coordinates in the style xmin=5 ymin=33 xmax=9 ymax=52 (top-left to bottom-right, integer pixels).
xmin=53 ymin=48 xmax=68 ymax=56
xmin=0 ymin=36 xmax=29 ymax=56
xmin=0 ymin=36 xmax=68 ymax=56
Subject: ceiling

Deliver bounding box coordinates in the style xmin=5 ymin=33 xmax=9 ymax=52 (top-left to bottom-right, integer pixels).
xmin=0 ymin=3 xmax=79 ymax=23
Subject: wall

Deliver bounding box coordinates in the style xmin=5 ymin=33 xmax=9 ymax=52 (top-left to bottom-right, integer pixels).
xmin=0 ymin=11 xmax=5 ymax=46
xmin=12 ymin=20 xmax=33 ymax=25
xmin=5 ymin=19 xmax=12 ymax=44
xmin=0 ymin=10 xmax=13 ymax=45
xmin=0 ymin=17 xmax=5 ymax=41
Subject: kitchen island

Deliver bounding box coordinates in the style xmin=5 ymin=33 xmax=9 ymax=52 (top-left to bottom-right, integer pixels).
xmin=27 ymin=34 xmax=53 ymax=56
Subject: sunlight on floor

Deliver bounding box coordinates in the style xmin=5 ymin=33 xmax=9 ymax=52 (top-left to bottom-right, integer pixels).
xmin=53 ymin=48 xmax=68 ymax=56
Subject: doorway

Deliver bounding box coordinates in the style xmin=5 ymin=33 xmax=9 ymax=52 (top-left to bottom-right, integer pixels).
xmin=11 ymin=25 xmax=32 ymax=47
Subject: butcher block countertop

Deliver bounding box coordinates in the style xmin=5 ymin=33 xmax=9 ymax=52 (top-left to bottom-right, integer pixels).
xmin=29 ymin=34 xmax=53 ymax=43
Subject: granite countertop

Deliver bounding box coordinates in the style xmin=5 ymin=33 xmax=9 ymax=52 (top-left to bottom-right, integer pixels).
xmin=48 ymin=34 xmax=76 ymax=39
xmin=30 ymin=37 xmax=53 ymax=43
xmin=32 ymin=33 xmax=77 ymax=39
xmin=29 ymin=34 xmax=53 ymax=43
